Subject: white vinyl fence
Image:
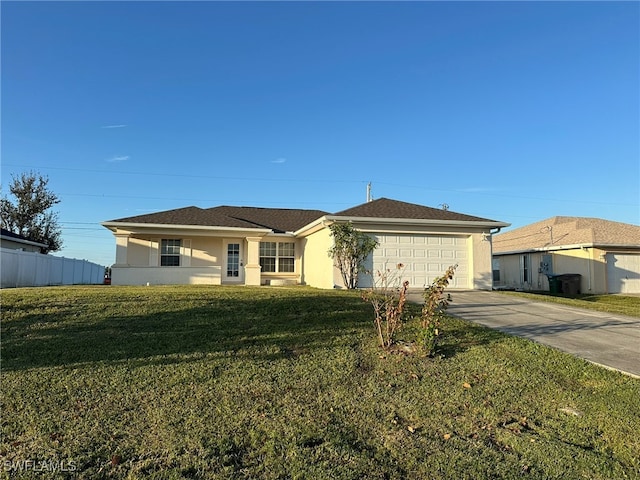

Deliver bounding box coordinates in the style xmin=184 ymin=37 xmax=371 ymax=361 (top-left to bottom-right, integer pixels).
xmin=1 ymin=247 xmax=105 ymax=288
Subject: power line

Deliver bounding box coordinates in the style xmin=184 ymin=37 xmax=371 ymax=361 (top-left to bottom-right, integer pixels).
xmin=63 ymin=228 xmax=105 ymax=232
xmin=2 ymin=163 xmax=362 ymax=185
xmin=372 ymin=181 xmax=636 ymax=207
xmin=7 ymin=162 xmax=635 ymax=208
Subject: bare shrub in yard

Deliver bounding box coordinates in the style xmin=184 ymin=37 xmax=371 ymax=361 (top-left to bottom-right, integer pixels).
xmin=361 ymin=264 xmax=409 ymax=349
xmin=419 ymin=264 xmax=457 ymax=356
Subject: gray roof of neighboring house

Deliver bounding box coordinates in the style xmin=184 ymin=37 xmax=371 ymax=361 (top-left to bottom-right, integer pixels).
xmin=493 ymin=216 xmax=640 ymax=254
xmin=0 ymin=228 xmax=48 ymax=247
xmin=105 ymin=197 xmax=505 ymax=233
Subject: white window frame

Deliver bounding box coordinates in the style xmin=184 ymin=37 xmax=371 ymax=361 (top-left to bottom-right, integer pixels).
xmin=259 ymin=241 xmax=295 ymax=273
xmin=160 ymin=239 xmax=181 ymax=267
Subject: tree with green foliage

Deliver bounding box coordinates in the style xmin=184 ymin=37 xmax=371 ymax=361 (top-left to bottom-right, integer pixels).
xmin=1 ymin=171 xmax=63 ymax=253
xmin=328 ymin=222 xmax=378 ymax=289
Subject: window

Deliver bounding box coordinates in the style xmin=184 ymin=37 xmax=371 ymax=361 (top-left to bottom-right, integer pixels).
xmin=227 ymin=243 xmax=240 ymax=277
xmin=492 ymin=258 xmax=500 ymax=282
xmin=161 ymin=239 xmax=181 ymax=266
xmin=260 ymin=241 xmax=295 ymax=273
xmin=259 ymin=242 xmax=276 ymax=272
xmin=522 ymin=254 xmax=529 ymax=283
xmin=278 ymin=242 xmax=295 ymax=273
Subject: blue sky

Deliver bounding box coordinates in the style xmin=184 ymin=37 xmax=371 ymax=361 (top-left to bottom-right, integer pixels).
xmin=2 ymin=1 xmax=638 ymax=267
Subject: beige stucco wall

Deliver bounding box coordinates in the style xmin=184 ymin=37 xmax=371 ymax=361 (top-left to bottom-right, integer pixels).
xmin=299 ymin=223 xmax=495 ymax=290
xmin=117 ymin=235 xmax=224 ymax=267
xmin=111 ymin=234 xmax=227 ymax=285
xmin=111 ymin=266 xmax=223 ymax=286
xmin=190 ymin=237 xmax=223 ymax=266
xmin=495 ymin=254 xmax=522 ymax=289
xmin=553 ymin=248 xmax=611 ymax=294
xmin=126 ymin=237 xmax=151 ymax=266
xmin=299 ymin=227 xmax=337 ymax=289
xmin=553 ymin=249 xmax=591 ymax=292
xmin=495 ymin=252 xmax=552 ymax=291
xmin=494 ymin=248 xmax=611 ymax=294
xmin=109 ymin=223 xmax=498 ymax=290
xmin=471 ymin=232 xmax=493 ymax=290
xmin=591 ymin=248 xmax=609 ymax=293
xmin=112 ymin=232 xmax=309 ymax=286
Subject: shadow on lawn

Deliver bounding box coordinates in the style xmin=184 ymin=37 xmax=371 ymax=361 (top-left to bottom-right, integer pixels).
xmin=2 ymin=293 xmax=374 ymax=371
xmin=2 ymin=289 xmax=511 ymax=371
xmin=436 ymin=319 xmax=508 ymax=358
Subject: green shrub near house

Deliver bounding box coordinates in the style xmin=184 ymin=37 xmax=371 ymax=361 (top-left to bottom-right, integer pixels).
xmin=2 ymin=286 xmax=638 ymax=479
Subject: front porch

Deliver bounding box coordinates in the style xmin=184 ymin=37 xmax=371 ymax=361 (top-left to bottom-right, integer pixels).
xmin=108 ymin=228 xmax=304 ymax=287
xmin=111 ymin=266 xmax=224 ymax=286
xmin=110 ymin=265 xmax=303 ymax=286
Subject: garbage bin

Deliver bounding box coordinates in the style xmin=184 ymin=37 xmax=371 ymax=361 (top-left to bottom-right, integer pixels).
xmin=559 ymin=274 xmax=581 ymax=296
xmin=547 ymin=274 xmax=562 ymax=294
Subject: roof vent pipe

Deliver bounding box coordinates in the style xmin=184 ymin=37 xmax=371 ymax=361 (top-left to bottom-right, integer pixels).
xmin=366 ymin=182 xmax=372 ymax=202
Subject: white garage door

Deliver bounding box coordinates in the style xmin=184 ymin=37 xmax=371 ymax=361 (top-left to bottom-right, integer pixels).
xmin=606 ymin=253 xmax=640 ymax=294
xmin=367 ymin=234 xmax=469 ymax=289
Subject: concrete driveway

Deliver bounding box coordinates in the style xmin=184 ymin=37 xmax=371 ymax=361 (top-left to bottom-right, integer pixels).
xmin=412 ymin=290 xmax=640 ymax=378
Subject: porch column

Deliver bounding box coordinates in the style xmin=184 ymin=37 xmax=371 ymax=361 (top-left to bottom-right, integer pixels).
xmin=114 ymin=233 xmax=129 ymax=266
xmin=244 ymin=237 xmax=262 ymax=286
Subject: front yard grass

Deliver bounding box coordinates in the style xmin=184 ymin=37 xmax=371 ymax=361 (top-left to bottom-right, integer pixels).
xmin=2 ymin=286 xmax=639 ymax=479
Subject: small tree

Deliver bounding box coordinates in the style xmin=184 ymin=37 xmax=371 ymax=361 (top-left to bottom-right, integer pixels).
xmin=1 ymin=171 xmax=63 ymax=253
xmin=328 ymin=222 xmax=378 ymax=289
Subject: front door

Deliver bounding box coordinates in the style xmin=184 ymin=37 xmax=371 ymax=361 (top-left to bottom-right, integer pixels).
xmin=225 ymin=241 xmax=243 ymax=283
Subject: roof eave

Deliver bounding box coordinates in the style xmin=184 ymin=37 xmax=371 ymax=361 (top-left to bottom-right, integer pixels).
xmin=324 ymin=215 xmax=510 ymax=228
xmin=0 ymin=235 xmax=48 ymax=248
xmin=493 ymin=242 xmax=640 ymax=255
xmin=593 ymin=243 xmax=640 ymax=249
xmin=294 ymin=215 xmax=510 ymax=236
xmin=292 ymin=216 xmax=331 ymax=236
xmin=101 ymin=221 xmax=272 ymax=235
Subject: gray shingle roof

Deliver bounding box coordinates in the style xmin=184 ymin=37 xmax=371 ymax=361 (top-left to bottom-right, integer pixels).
xmin=213 ymin=206 xmax=329 ymax=233
xmin=493 ymin=216 xmax=640 ymax=253
xmin=334 ymin=198 xmax=502 ymax=223
xmin=107 ymin=206 xmax=329 ymax=233
xmin=106 ymin=197 xmax=504 ymax=233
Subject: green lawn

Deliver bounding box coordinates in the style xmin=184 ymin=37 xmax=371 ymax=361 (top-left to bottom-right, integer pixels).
xmin=2 ymin=286 xmax=639 ymax=479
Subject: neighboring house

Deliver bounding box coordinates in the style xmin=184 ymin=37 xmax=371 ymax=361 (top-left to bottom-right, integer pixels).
xmin=102 ymin=198 xmax=509 ymax=290
xmin=492 ymin=217 xmax=640 ymax=294
xmin=0 ymin=228 xmax=47 ymax=253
